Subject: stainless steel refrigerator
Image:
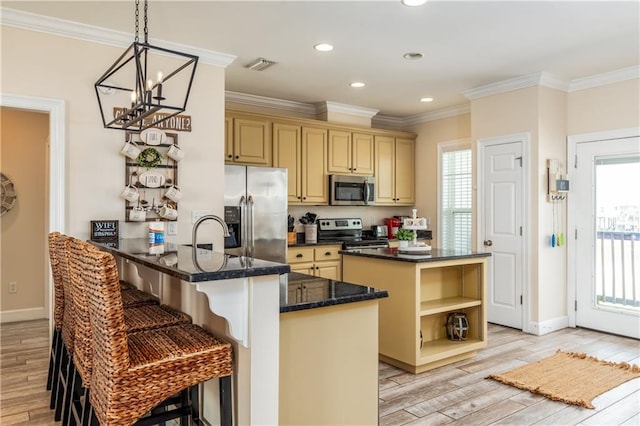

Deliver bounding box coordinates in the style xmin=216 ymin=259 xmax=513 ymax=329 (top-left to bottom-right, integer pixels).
xmin=224 ymin=165 xmax=287 ymax=263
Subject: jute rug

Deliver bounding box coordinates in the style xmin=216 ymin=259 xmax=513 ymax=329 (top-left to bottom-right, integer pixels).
xmin=488 ymin=350 xmax=640 ymax=409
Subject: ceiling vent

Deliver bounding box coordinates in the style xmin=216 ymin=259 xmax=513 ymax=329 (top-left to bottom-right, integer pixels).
xmin=245 ymin=58 xmax=277 ymax=71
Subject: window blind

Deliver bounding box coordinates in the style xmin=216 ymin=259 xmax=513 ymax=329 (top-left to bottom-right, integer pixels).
xmin=442 ymin=149 xmax=472 ymax=251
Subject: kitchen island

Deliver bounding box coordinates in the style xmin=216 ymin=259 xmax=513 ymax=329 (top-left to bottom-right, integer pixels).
xmin=91 ymin=239 xmax=388 ymax=425
xmin=91 ymin=239 xmax=289 ymax=426
xmin=279 ymin=272 xmax=388 ymax=425
xmin=342 ymin=247 xmax=491 ymax=373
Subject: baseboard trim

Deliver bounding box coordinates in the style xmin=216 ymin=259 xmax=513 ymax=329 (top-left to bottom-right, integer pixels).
xmin=528 ymin=316 xmax=569 ymax=336
xmin=0 ymin=307 xmax=47 ymax=323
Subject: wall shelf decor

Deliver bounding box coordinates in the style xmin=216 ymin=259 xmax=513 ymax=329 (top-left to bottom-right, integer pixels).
xmin=123 ymin=131 xmax=180 ymax=222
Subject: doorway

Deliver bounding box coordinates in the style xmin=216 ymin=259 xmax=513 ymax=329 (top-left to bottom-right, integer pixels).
xmin=572 ymin=135 xmax=639 ymax=338
xmin=0 ymin=94 xmax=65 ymax=333
xmin=477 ymin=134 xmax=529 ymax=330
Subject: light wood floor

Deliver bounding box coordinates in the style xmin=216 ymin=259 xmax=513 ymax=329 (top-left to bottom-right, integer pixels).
xmin=1 ymin=320 xmax=638 ymax=425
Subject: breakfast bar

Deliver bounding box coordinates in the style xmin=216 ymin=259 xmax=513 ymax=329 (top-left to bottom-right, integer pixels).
xmin=342 ymin=247 xmax=491 ymax=373
xmin=91 ymin=239 xmax=289 ymax=426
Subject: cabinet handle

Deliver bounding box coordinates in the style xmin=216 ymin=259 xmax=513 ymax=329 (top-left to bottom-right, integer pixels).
xmin=302 ymin=197 xmax=306 ymax=200
xmin=297 ymin=196 xmax=302 ymax=200
xmin=227 ymin=154 xmax=232 ymax=158
xmin=296 ymin=253 xmax=303 ymax=258
xmin=353 ymin=168 xmax=357 ymax=171
xmin=235 ymin=155 xmax=240 ymax=159
xmin=315 ymin=266 xmax=320 ymax=270
xmin=325 ymin=252 xmax=331 ymax=256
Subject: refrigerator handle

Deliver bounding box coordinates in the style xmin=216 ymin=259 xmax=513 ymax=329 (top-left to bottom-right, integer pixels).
xmin=239 ymin=195 xmax=247 ymax=257
xmin=247 ymin=195 xmax=255 ymax=257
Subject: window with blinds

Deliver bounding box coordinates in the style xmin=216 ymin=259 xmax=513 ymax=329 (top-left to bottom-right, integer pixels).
xmin=441 ymin=148 xmax=472 ymax=251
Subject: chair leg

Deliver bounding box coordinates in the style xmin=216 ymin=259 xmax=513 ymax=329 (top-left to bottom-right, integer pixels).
xmin=54 ymin=349 xmax=70 ymax=421
xmin=219 ymin=376 xmax=232 ymax=426
xmin=46 ymin=329 xmax=59 ymax=391
xmin=49 ymin=332 xmax=64 ymax=408
xmin=80 ymin=387 xmax=92 ymax=426
xmin=179 ymin=388 xmax=190 ymax=425
xmin=63 ymin=362 xmax=80 ymax=426
xmin=189 ymin=385 xmax=199 ymax=425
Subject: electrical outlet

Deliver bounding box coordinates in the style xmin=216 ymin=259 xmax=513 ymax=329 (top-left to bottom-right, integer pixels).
xmin=191 ymin=210 xmax=211 ymax=224
xmin=8 ymin=281 xmax=17 ymax=294
xmin=167 ymin=222 xmax=178 ymax=235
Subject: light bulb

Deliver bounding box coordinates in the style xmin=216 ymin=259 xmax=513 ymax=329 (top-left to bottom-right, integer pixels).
xmin=157 ymin=72 xmax=163 ymax=83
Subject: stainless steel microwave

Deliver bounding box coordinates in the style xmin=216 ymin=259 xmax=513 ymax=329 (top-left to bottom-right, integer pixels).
xmin=329 ymin=175 xmax=375 ymax=206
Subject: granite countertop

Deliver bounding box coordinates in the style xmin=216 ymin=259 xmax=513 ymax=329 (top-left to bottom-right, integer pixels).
xmin=281 ymin=272 xmax=388 ymax=313
xmin=90 ymin=239 xmax=290 ymax=282
xmin=340 ymin=247 xmax=491 ymax=263
xmin=288 ymin=240 xmax=344 ymax=248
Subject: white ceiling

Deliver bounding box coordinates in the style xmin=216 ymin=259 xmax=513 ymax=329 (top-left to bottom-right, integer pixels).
xmin=4 ymin=0 xmax=639 ymax=119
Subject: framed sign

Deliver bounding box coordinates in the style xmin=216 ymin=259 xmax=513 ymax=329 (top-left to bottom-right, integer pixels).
xmin=91 ymin=220 xmax=119 ymax=240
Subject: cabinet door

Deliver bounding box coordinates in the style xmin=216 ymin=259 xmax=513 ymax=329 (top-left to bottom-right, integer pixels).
xmin=224 ymin=116 xmax=233 ymax=163
xmin=273 ymin=122 xmax=302 ymax=203
xmin=327 ymin=130 xmax=352 ymax=174
xmin=301 ymin=127 xmax=328 ymax=204
xmin=374 ymin=135 xmax=396 ymax=204
xmin=315 ymin=261 xmax=342 ymax=281
xmin=394 ymin=138 xmax=415 ymax=204
xmin=352 ymin=133 xmax=374 ymax=175
xmin=313 ymin=246 xmax=341 ymax=262
xmin=302 ymin=281 xmax=329 ymax=302
xmin=233 ymin=116 xmax=272 ymax=165
xmin=290 ymin=263 xmax=315 ymax=276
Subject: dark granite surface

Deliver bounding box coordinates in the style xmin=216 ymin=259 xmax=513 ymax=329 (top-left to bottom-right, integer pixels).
xmin=90 ymin=239 xmax=290 ymax=282
xmin=281 ymin=272 xmax=388 ymax=313
xmin=340 ymin=247 xmax=491 ymax=263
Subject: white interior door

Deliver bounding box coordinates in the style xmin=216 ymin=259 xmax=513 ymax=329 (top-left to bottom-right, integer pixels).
xmin=574 ymin=137 xmax=640 ymax=338
xmin=481 ymin=141 xmax=524 ymax=329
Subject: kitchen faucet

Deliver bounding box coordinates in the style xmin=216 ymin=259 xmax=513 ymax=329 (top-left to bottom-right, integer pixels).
xmin=192 ymin=214 xmax=231 ymax=250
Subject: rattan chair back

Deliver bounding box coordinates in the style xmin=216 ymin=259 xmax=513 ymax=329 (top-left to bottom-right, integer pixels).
xmin=48 ymin=232 xmax=65 ymax=331
xmin=56 ymin=234 xmax=76 ymax=353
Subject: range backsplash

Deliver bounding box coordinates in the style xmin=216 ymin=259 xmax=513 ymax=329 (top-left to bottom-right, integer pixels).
xmin=288 ymin=205 xmax=415 ymax=231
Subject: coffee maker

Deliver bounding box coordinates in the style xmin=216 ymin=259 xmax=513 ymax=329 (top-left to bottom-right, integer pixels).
xmin=384 ymin=217 xmax=401 ymax=238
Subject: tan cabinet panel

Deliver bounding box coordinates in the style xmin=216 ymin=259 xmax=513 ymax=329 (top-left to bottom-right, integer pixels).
xmin=301 ymin=127 xmax=328 ymax=204
xmin=315 ymin=261 xmax=341 ymax=280
xmin=327 ymin=130 xmax=352 ymax=174
xmin=287 ymin=247 xmax=315 ymax=264
xmin=273 ymin=122 xmax=302 ymax=203
xmin=374 ymin=135 xmax=415 ymax=205
xmin=352 ymin=133 xmax=374 ymax=175
xmin=231 ymin=116 xmax=272 ymax=165
xmin=394 ymin=138 xmax=415 ymax=204
xmin=374 ymin=135 xmax=396 ymax=204
xmin=224 ymin=116 xmax=233 ymax=162
xmin=287 ymin=245 xmax=342 ymax=281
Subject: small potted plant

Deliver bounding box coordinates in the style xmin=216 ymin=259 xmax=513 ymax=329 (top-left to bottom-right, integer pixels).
xmin=395 ymin=228 xmax=414 ymax=248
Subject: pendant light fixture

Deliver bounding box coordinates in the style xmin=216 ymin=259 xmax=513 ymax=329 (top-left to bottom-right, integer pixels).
xmin=95 ymin=0 xmax=198 ymax=131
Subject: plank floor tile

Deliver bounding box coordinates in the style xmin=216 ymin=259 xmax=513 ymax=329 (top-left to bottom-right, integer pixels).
xmin=1 ymin=319 xmax=638 ymax=425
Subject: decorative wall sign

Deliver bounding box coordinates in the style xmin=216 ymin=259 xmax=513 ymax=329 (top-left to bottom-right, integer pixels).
xmin=113 ymin=108 xmax=192 ymax=132
xmin=91 ymin=220 xmax=119 ymax=240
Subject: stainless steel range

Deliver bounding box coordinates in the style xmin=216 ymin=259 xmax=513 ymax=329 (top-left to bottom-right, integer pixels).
xmin=317 ymin=218 xmax=390 ymax=249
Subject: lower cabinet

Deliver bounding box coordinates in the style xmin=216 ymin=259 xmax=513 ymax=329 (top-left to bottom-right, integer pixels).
xmin=287 ymin=245 xmax=342 ymax=280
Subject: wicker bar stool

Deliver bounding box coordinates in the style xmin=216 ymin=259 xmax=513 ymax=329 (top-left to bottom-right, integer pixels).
xmin=50 ymin=234 xmax=165 ymax=423
xmin=65 ymin=238 xmax=194 ymax=426
xmin=46 ymin=233 xmax=65 ymax=408
xmin=75 ymin=241 xmax=233 ymax=426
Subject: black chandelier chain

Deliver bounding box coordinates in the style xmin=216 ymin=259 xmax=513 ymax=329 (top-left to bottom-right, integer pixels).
xmin=134 ymin=0 xmax=139 ymax=43
xmin=143 ymin=0 xmax=149 ymax=43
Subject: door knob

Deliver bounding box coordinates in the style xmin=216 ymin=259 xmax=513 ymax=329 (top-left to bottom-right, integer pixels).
xmin=484 ymin=240 xmax=493 ymax=247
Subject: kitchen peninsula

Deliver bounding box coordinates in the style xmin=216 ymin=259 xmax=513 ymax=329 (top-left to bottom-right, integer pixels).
xmin=91 ymin=239 xmax=388 ymax=425
xmin=342 ymin=248 xmax=491 ymax=373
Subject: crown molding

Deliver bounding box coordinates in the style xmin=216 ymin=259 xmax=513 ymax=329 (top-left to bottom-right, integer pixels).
xmin=315 ymin=101 xmax=379 ymax=118
xmin=569 ymin=66 xmax=640 ymax=92
xmin=371 ymin=115 xmax=406 ymax=129
xmin=0 ymin=7 xmax=236 ymax=68
xmin=402 ymin=104 xmax=471 ymax=126
xmin=225 ymin=91 xmax=317 ymax=116
xmin=463 ymin=72 xmax=570 ymax=100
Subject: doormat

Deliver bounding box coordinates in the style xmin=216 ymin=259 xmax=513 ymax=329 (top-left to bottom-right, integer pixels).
xmin=487 ymin=350 xmax=640 ymax=408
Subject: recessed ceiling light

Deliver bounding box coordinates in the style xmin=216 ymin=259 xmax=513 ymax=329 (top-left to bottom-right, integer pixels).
xmin=314 ymin=43 xmax=334 ymax=52
xmin=401 ymin=0 xmax=428 ymax=6
xmin=403 ymin=52 xmax=423 ymax=60
xmin=350 ymin=82 xmax=366 ymax=88
xmin=420 ymin=97 xmax=434 ymax=102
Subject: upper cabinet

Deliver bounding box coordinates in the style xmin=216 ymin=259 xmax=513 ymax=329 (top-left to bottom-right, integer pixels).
xmin=327 ymin=131 xmax=374 ymax=176
xmin=225 ymin=113 xmax=272 ymax=166
xmin=273 ymin=122 xmax=328 ymax=205
xmin=226 ymin=109 xmax=415 ymax=207
xmin=374 ymin=136 xmax=415 ymax=205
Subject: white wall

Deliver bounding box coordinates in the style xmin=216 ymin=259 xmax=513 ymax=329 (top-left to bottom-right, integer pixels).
xmin=1 ymin=25 xmax=226 ymax=245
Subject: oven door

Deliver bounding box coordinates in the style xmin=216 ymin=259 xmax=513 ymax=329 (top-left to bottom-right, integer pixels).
xmin=329 ymin=175 xmax=375 ymax=206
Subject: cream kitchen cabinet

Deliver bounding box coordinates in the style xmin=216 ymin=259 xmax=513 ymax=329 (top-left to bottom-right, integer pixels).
xmin=287 ymin=245 xmax=342 ymax=280
xmin=273 ymin=122 xmax=328 ymax=205
xmin=374 ymin=136 xmax=415 ymax=205
xmin=225 ymin=114 xmax=272 ymax=166
xmin=327 ymin=130 xmax=374 ymax=176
